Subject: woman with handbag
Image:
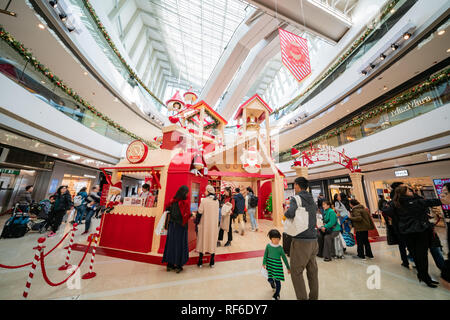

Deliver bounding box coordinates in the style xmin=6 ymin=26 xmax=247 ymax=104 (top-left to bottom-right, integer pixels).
xmin=162 ymin=185 xmax=191 ymax=273
xmin=348 ymin=199 xmax=375 ymax=260
xmin=317 ymin=201 xmax=341 ymax=262
xmin=195 ymin=185 xmax=220 ymax=268
xmin=217 ymin=188 xmax=235 ymax=247
xmin=393 ymin=186 xmax=443 ymax=288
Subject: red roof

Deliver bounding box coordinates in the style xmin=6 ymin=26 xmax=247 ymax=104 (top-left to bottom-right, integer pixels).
xmin=234 ymin=94 xmax=273 ymax=120
xmin=191 ymin=100 xmax=228 ymax=125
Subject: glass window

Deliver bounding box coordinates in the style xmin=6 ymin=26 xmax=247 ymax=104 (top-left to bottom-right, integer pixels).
xmin=361 ymin=113 xmax=390 ymax=137
xmin=326 ymin=135 xmax=339 ymax=147
xmin=341 ymin=125 xmax=362 ymax=144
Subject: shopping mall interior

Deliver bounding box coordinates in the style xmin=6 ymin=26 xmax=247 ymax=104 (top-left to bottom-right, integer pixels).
xmin=0 ymin=0 xmax=449 ymax=303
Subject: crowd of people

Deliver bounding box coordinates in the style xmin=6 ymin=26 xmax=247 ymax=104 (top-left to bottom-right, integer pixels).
xmin=12 ymin=184 xmax=103 ymax=238
xmin=162 ymin=176 xmax=450 ymax=299
xmin=162 ymin=186 xmax=260 ymax=272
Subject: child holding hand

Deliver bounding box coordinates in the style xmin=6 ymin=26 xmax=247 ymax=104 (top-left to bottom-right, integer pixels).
xmin=263 ymin=229 xmax=291 ymax=300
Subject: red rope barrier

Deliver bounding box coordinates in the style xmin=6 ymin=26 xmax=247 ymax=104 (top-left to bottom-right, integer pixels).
xmin=0 ymin=231 xmax=70 ymax=269
xmin=39 ymin=236 xmax=93 ymax=287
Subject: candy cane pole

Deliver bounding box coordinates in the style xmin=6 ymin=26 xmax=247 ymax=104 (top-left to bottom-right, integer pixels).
xmin=23 ymin=237 xmax=46 ymax=299
xmin=59 ymin=223 xmax=78 ymax=271
xmin=82 ymin=227 xmax=100 ymax=280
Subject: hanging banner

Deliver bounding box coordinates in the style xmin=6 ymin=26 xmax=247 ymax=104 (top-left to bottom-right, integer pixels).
xmin=279 ymin=28 xmax=311 ymax=83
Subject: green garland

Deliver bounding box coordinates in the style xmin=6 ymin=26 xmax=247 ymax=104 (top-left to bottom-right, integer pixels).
xmin=272 ymin=0 xmax=401 ymax=116
xmin=277 ymin=67 xmax=450 ymax=159
xmin=81 ymin=0 xmax=165 ymax=107
xmin=185 ymin=109 xmax=220 ymax=131
xmin=0 ymin=25 xmax=154 ymax=148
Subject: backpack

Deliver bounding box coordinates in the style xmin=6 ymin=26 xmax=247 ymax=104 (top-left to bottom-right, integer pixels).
xmin=283 ymin=195 xmax=309 ymax=237
xmin=1 ymin=214 xmax=29 ymax=238
xmin=249 ymin=194 xmax=258 ymax=208
xmin=73 ymin=195 xmax=83 ymax=207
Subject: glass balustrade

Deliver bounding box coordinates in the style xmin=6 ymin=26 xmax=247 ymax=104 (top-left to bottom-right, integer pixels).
xmin=0 ymin=39 xmax=133 ymax=145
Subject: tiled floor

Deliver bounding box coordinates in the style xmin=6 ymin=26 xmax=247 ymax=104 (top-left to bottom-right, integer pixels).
xmin=0 ymin=214 xmax=449 ymax=300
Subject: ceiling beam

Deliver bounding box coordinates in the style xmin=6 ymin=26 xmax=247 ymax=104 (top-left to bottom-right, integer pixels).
xmin=136 ymin=41 xmax=151 ymax=74
xmin=245 ymin=0 xmax=337 ymax=45
xmin=107 ymin=0 xmax=127 ymax=21
xmin=120 ymin=8 xmax=141 ymax=42
xmin=128 ymin=24 xmax=146 ymax=60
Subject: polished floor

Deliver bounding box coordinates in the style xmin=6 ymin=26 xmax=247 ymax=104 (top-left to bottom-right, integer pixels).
xmin=0 ymin=213 xmax=449 ymax=300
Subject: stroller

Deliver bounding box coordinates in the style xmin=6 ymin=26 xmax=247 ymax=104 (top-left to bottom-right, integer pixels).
xmin=1 ymin=204 xmax=30 ymax=238
xmin=28 ymin=200 xmax=51 ymax=233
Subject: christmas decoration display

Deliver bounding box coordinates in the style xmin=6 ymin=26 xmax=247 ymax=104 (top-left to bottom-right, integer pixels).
xmin=279 ymin=28 xmax=311 ymax=83
xmin=240 ymin=146 xmax=263 ymax=173
xmin=291 ymin=144 xmax=361 ymax=173
xmin=277 ymin=67 xmax=449 ymax=160
xmin=265 ymin=193 xmax=273 ymax=214
xmin=0 ymin=26 xmax=154 ymax=147
xmin=272 ymin=0 xmax=401 ymax=116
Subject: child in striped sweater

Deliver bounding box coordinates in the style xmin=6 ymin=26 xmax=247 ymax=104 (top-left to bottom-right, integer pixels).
xmin=263 ymin=229 xmax=290 ymax=300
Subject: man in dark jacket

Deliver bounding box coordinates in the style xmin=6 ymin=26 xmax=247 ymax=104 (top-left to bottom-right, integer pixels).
xmin=317 ymin=194 xmax=324 ymax=214
xmin=284 ymin=177 xmax=318 ymax=300
xmin=17 ymin=185 xmax=33 ymax=213
xmin=233 ymin=188 xmax=246 ymax=235
xmin=381 ymin=182 xmax=411 ymax=268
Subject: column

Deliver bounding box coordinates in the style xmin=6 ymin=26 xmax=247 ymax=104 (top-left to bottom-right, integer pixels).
xmin=349 ymin=172 xmax=367 ymax=208
xmin=271 ymin=174 xmax=284 ymax=227
xmin=293 ymin=166 xmax=309 ymax=179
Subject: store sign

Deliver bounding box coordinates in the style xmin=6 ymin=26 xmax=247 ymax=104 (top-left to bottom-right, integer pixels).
xmin=332 ymin=177 xmax=350 ymax=184
xmin=390 ymin=96 xmax=432 ymax=117
xmin=0 ymin=169 xmax=20 ymax=175
xmin=126 ymin=140 xmax=148 ymax=164
xmin=395 ymin=170 xmax=409 ymax=177
xmin=83 ymin=174 xmax=96 ymax=179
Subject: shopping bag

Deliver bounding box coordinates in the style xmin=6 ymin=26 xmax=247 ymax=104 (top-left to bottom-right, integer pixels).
xmin=155 ymin=211 xmax=169 ymax=236
xmin=260 ymin=267 xmax=268 ymax=278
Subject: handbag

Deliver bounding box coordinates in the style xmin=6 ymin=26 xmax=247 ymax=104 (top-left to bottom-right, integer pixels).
xmin=386 ymin=224 xmax=399 ymax=245
xmin=155 ymin=211 xmax=169 ymax=236
xmin=282 ymin=232 xmax=292 ymax=257
xmin=283 ymin=195 xmax=309 ymax=237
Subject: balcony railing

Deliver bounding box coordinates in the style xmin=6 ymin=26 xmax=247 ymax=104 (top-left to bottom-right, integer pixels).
xmin=0 ymin=38 xmax=133 ymax=144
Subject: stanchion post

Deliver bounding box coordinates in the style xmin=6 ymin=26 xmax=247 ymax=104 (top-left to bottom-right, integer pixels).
xmin=82 ymin=227 xmax=100 ymax=280
xmin=59 ymin=223 xmax=78 ymax=271
xmin=23 ymin=237 xmax=46 ymax=299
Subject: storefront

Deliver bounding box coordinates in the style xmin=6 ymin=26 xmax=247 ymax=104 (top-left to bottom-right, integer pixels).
xmin=46 ymin=160 xmax=100 ymax=197
xmin=364 ymin=159 xmax=450 ymax=228
xmin=0 ymin=145 xmax=55 ymax=212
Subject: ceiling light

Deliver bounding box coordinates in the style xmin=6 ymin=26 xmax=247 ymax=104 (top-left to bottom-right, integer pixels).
xmin=380 ymin=54 xmax=386 ymax=60
xmin=437 ymin=29 xmax=445 ymax=36
xmin=59 ymin=13 xmax=67 ymax=22
xmin=370 ymin=64 xmax=376 ymax=69
xmin=361 ymin=70 xmax=367 ymax=76
xmin=390 ymin=8 xmax=396 ymax=14
xmin=403 ymin=32 xmax=411 ymax=40
xmin=83 ymin=71 xmax=88 ymax=75
xmin=383 ymin=86 xmax=387 ymax=90
xmin=49 ymin=1 xmax=58 ymax=8
xmin=391 ymin=43 xmax=398 ymax=51
xmin=38 ymin=23 xmax=45 ymax=30
xmin=447 ymin=48 xmax=450 ymax=53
